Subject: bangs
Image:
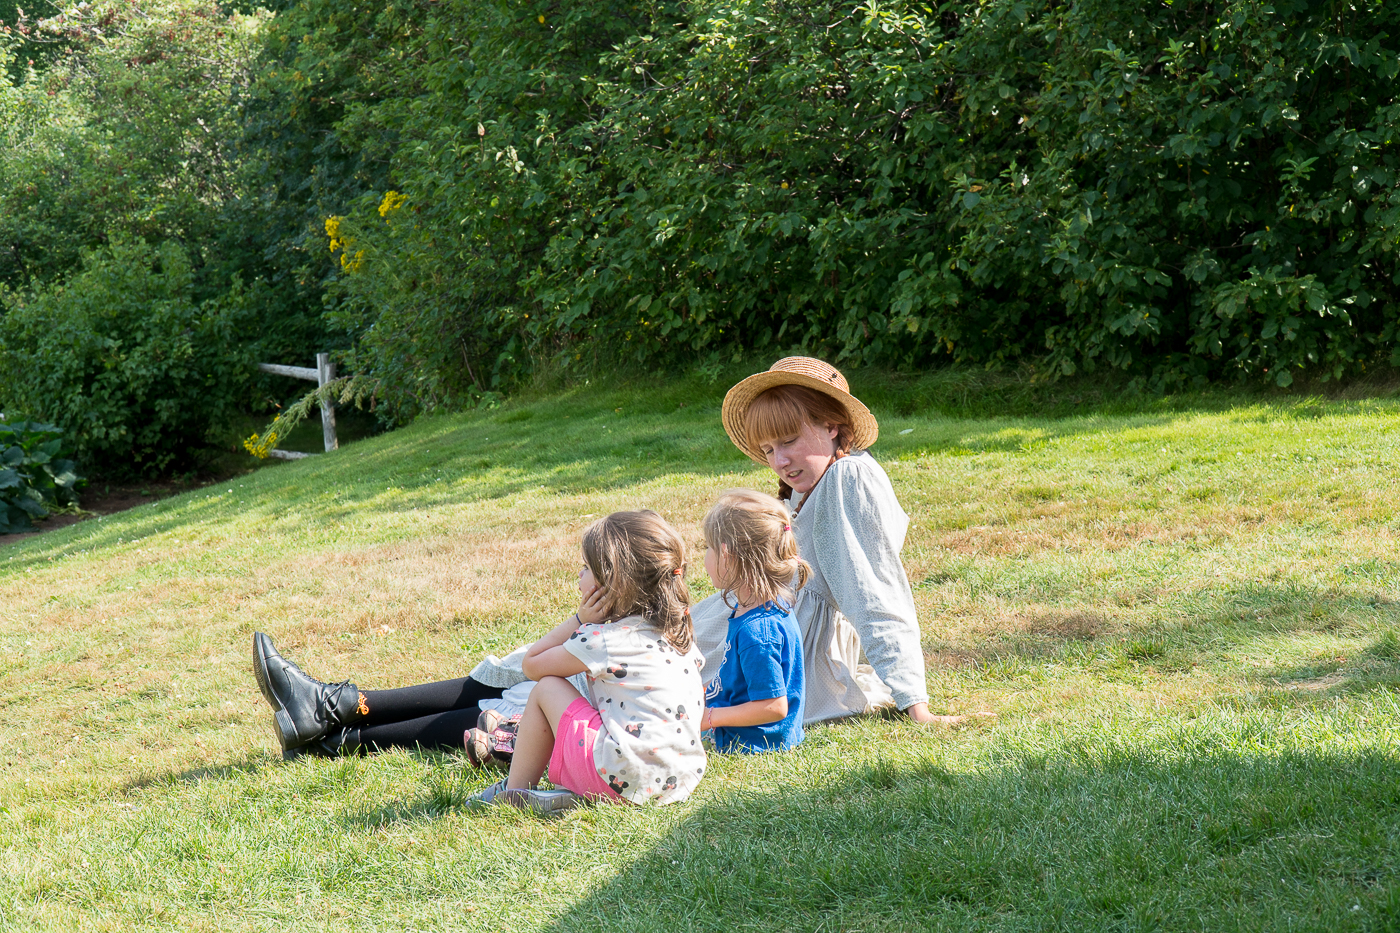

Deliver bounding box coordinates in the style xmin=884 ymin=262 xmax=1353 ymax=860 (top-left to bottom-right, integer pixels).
xmin=745 ymin=385 xmax=849 ymax=448
xmin=744 ymin=387 xmax=811 ymax=447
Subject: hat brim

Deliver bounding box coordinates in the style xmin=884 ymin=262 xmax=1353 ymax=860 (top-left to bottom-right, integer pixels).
xmin=722 ymin=370 xmax=880 ymax=464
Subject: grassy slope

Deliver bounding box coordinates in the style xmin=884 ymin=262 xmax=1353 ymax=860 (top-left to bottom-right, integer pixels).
xmin=1 ymin=372 xmax=1399 ymax=931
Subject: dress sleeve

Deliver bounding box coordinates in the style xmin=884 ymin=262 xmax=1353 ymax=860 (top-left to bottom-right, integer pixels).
xmin=690 ymin=591 xmax=732 ymax=685
xmin=804 ymin=457 xmax=928 ymax=711
xmin=562 ymin=621 xmax=613 ymax=678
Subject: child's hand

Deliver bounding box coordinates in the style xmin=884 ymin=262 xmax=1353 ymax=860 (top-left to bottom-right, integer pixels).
xmin=577 ymin=584 xmax=610 ymax=626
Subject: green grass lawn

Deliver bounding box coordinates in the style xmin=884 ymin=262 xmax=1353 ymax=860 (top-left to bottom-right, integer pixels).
xmin=2 ymin=372 xmax=1399 ymax=931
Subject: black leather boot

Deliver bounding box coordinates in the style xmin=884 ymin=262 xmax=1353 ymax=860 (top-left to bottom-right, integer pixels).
xmin=282 ymin=725 xmax=364 ymax=760
xmin=252 ymin=632 xmax=367 ymax=756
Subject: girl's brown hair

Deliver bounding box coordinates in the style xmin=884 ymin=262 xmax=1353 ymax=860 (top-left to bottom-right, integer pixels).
xmin=581 ymin=510 xmax=694 ymax=652
xmin=745 ymin=384 xmax=854 ymax=501
xmin=703 ymin=489 xmax=810 ymax=610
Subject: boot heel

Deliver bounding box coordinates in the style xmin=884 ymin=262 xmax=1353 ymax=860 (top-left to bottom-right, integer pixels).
xmin=273 ymin=708 xmax=301 ymax=748
xmin=251 ymin=632 xmax=363 ymax=757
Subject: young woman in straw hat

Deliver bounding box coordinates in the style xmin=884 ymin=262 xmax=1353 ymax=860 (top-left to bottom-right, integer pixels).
xmin=694 ymin=356 xmax=958 ymax=724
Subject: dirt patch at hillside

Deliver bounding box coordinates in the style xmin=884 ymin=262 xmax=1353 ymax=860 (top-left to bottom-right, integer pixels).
xmin=1 ymin=479 xmax=222 ymax=545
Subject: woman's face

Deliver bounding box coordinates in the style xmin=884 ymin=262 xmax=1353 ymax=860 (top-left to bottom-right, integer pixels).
xmin=758 ymin=419 xmax=839 ymax=494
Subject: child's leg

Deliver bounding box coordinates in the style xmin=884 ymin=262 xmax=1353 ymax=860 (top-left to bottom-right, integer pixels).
xmin=506 ymin=676 xmax=582 ymax=790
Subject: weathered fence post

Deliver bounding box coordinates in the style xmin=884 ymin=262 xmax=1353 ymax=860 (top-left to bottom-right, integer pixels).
xmin=316 ymin=352 xmax=338 ymax=452
xmin=255 ymin=354 xmax=339 ymax=459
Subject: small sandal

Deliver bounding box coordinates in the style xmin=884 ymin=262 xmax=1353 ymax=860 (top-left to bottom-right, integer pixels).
xmin=487 ymin=725 xmax=517 ymax=764
xmin=467 ymin=779 xmax=584 ymax=816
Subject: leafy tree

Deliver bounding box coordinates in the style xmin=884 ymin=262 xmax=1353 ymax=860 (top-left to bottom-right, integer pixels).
xmin=301 ymin=0 xmax=1400 ymax=405
xmin=0 ymin=238 xmax=257 ymax=476
xmin=0 ymin=0 xmax=337 ymax=474
xmin=0 ymin=0 xmax=268 ymax=290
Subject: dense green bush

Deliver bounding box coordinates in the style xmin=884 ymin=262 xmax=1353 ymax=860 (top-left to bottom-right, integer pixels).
xmin=0 ymin=420 xmax=82 ymax=534
xmin=9 ymin=0 xmax=1400 ymax=452
xmin=0 ymin=0 xmax=267 ymax=289
xmin=279 ymin=0 xmax=1400 ymax=411
xmin=0 ymin=1 xmax=331 ymax=428
xmin=0 ymin=238 xmax=257 ymax=476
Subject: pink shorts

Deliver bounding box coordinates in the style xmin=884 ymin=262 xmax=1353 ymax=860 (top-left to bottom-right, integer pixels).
xmin=548 ymin=697 xmax=625 ymax=802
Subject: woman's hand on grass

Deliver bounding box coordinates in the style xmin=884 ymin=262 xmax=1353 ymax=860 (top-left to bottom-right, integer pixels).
xmin=904 ymin=702 xmax=996 ymax=726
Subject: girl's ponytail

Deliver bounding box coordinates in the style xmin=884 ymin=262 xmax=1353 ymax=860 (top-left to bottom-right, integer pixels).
xmin=581 ymin=510 xmax=694 ymax=652
xmin=703 ymin=489 xmax=810 ymax=609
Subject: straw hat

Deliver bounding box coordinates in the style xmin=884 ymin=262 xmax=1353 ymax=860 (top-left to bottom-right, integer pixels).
xmin=721 ymin=357 xmax=879 ymax=464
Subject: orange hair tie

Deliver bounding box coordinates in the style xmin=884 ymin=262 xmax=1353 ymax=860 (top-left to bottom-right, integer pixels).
xmin=672 ymin=567 xmax=683 ymax=575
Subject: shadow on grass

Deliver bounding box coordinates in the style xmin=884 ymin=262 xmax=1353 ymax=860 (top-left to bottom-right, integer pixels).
xmin=537 ymin=743 xmax=1400 ymax=931
xmin=920 ymin=585 xmax=1400 ymax=676
xmin=1166 ymin=583 xmax=1400 ymax=665
xmin=122 ymin=752 xmax=270 ymax=793
xmin=335 ymin=752 xmax=484 ymax=832
xmin=1253 ymin=628 xmax=1400 ymax=700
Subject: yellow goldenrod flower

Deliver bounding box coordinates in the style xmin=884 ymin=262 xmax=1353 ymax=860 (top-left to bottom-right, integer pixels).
xmin=378 ymin=190 xmax=408 ymax=218
xmin=243 ymin=431 xmax=279 ymax=459
xmin=325 ymin=216 xmax=345 ymax=252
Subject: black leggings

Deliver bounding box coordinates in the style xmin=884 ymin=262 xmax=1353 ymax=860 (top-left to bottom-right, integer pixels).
xmin=355 ymin=676 xmax=505 ymax=753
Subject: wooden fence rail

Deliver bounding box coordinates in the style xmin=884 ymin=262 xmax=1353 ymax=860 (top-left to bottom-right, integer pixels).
xmin=256 ymin=353 xmax=338 ymax=460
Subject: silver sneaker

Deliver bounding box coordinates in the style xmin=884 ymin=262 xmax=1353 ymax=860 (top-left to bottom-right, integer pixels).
xmin=469 ymin=779 xmax=585 ymax=815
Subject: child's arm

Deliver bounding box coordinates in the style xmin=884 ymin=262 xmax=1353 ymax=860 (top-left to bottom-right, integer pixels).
xmin=703 ymin=696 xmax=787 ymax=730
xmin=521 ymin=584 xmax=608 ymax=681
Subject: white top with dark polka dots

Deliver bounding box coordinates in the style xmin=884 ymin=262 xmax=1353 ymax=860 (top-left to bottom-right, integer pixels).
xmin=563 ymin=615 xmax=707 ymax=805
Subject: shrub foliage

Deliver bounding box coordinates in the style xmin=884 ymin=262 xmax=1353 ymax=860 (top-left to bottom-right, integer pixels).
xmin=0 ymin=0 xmax=333 ymax=476
xmin=0 ymin=420 xmax=82 ymax=533
xmin=0 ymin=239 xmax=256 ymax=475
xmin=279 ymin=0 xmax=1400 ymax=409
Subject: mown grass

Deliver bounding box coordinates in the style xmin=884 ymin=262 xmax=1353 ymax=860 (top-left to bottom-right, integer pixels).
xmin=2 ymin=370 xmax=1399 ymax=931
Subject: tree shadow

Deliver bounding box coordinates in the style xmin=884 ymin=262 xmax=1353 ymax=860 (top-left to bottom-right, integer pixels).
xmin=1252 ymin=627 xmax=1400 ymax=700
xmin=537 ymin=743 xmax=1400 ymax=931
xmin=121 ymin=752 xmax=270 ymax=793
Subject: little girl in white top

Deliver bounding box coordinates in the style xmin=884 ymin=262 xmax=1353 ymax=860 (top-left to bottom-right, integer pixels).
xmin=472 ymin=510 xmax=707 ymax=811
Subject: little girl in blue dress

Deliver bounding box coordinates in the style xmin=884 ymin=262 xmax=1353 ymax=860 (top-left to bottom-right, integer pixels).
xmin=699 ymin=489 xmax=808 ymax=753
